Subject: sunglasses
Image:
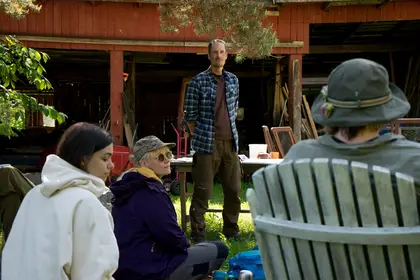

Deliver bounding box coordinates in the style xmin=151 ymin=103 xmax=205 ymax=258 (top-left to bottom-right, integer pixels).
xmin=156 ymin=151 xmax=173 ymax=162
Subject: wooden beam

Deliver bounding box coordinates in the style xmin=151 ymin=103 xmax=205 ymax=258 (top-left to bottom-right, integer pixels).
xmin=2 ymin=35 xmax=304 ymax=49
xmin=265 ymin=10 xmax=280 ymax=16
xmin=288 ymin=55 xmax=302 ymax=142
xmin=136 ymin=70 xmax=272 ymax=78
xmin=273 ymin=58 xmax=283 ymax=125
xmin=310 ymin=43 xmax=416 ymax=54
xmin=110 ymin=51 xmax=124 ymax=145
xmin=324 ymin=1 xmax=378 ymax=11
xmin=302 ymin=77 xmax=328 ymax=86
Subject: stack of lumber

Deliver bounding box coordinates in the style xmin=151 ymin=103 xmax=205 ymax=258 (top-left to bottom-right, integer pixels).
xmin=273 ymin=82 xmax=318 ymax=139
xmin=301 ymin=95 xmax=318 ymax=139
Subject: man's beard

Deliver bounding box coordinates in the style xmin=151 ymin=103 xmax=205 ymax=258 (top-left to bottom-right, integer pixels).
xmin=213 ymin=61 xmax=224 ymax=67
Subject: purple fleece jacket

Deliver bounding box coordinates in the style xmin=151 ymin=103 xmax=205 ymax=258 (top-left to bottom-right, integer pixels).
xmin=110 ymin=171 xmax=190 ymax=280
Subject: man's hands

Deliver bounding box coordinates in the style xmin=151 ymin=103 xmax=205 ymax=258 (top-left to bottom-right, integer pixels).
xmin=186 ymin=123 xmax=195 ymax=138
xmin=180 ymin=119 xmax=195 ymax=138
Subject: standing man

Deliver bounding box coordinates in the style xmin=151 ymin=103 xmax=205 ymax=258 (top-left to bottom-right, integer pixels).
xmin=184 ymin=39 xmax=241 ymax=243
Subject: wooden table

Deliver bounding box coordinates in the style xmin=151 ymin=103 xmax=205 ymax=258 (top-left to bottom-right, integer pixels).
xmin=171 ymin=157 xmax=284 ymax=232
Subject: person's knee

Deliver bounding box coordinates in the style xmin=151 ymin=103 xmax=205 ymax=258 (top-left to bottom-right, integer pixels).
xmin=212 ymin=241 xmax=229 ymax=260
xmin=192 ymin=183 xmax=212 ymax=201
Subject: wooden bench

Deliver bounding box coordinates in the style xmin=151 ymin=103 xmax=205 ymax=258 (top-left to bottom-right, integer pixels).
xmin=247 ymin=158 xmax=420 ymax=280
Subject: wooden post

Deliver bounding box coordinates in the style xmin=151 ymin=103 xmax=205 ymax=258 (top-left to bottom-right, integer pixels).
xmin=389 ymin=52 xmax=395 ymax=83
xmin=288 ymin=54 xmax=302 ymax=142
xmin=273 ymin=57 xmax=284 ymax=126
xmin=110 ymin=50 xmax=124 ymax=145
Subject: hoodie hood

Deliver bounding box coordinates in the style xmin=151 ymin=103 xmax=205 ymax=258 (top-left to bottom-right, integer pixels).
xmin=39 ymin=154 xmax=109 ymax=198
xmin=110 ymin=167 xmax=165 ymax=206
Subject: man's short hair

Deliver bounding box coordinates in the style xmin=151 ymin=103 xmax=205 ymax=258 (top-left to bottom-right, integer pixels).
xmin=324 ymin=124 xmax=384 ymax=140
xmin=208 ymin=39 xmax=227 ymax=54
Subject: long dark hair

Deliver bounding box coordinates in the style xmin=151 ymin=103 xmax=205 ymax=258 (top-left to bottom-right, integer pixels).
xmin=56 ymin=122 xmax=113 ymax=170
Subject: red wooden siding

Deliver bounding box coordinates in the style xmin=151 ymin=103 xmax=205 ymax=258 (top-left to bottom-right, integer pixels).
xmin=0 ymin=0 xmax=420 ymax=54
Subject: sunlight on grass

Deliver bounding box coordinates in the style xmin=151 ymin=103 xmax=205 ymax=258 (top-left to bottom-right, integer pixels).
xmin=171 ymin=181 xmax=257 ymax=270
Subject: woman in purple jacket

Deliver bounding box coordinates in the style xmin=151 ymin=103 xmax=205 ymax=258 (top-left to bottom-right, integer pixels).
xmin=110 ymin=135 xmax=228 ymax=280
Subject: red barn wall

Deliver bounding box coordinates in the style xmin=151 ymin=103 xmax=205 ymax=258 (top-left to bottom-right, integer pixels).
xmin=0 ymin=0 xmax=420 ymax=54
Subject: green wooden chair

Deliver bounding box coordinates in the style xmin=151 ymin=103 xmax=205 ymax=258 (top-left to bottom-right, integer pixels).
xmin=248 ymin=158 xmax=420 ymax=280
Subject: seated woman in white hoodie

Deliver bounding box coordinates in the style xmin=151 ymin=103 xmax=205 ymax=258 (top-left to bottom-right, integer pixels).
xmin=2 ymin=122 xmax=119 ymax=280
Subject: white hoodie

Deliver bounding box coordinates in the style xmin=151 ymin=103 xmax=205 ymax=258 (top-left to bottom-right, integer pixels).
xmin=2 ymin=155 xmax=119 ymax=280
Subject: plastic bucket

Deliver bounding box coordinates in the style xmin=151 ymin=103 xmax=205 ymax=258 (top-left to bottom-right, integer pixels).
xmin=248 ymin=144 xmax=267 ymax=159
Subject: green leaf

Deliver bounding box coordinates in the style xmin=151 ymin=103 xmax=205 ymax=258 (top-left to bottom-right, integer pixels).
xmin=14 ymin=110 xmax=21 ymax=120
xmin=57 ymin=113 xmax=67 ymax=124
xmin=3 ymin=77 xmax=10 ymax=88
xmin=40 ymin=80 xmax=45 ymax=90
xmin=34 ymin=51 xmax=42 ymax=62
xmin=49 ymin=109 xmax=58 ymax=119
xmin=25 ymin=58 xmax=32 ymax=67
xmin=41 ymin=106 xmax=49 ymax=116
xmin=34 ymin=78 xmax=41 ymax=89
xmin=41 ymin=52 xmax=49 ymax=63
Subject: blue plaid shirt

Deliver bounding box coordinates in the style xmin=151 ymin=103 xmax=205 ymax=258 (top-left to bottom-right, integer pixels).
xmin=184 ymin=68 xmax=239 ymax=154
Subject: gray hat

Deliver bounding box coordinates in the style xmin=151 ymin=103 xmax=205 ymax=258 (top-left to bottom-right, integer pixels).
xmin=311 ymin=58 xmax=410 ymax=127
xmin=132 ymin=135 xmax=175 ymax=162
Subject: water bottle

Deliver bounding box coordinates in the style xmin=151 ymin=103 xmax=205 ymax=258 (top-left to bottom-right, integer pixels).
xmin=239 ymin=270 xmax=253 ymax=280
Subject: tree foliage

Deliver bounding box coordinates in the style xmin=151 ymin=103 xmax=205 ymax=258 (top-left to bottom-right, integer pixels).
xmin=159 ymin=0 xmax=278 ymax=62
xmin=0 ymin=36 xmax=66 ymax=137
xmin=0 ymin=0 xmax=41 ymax=19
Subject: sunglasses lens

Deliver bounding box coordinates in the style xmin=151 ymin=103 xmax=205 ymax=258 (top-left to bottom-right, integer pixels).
xmin=158 ymin=154 xmax=165 ymax=162
xmin=157 ymin=152 xmax=173 ymax=162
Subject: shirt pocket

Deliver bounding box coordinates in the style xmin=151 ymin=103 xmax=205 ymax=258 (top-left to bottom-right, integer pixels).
xmin=199 ymin=87 xmax=214 ymax=108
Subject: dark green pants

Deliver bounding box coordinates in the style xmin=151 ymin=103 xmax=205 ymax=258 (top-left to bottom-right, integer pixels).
xmin=0 ymin=166 xmax=33 ymax=242
xmin=189 ymin=140 xmax=241 ymax=239
xmin=0 ymin=193 xmax=22 ymax=242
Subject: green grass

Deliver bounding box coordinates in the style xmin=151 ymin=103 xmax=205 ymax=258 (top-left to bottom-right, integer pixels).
xmin=170 ymin=181 xmax=257 ymax=271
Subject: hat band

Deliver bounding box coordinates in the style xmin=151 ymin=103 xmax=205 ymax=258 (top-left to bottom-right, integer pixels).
xmin=327 ymin=93 xmax=392 ymax=109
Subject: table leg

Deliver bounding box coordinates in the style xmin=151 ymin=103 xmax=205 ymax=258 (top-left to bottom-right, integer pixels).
xmin=179 ymin=171 xmax=187 ymax=232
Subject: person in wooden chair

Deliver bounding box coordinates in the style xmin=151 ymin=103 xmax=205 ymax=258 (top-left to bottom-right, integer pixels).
xmin=285 ymin=58 xmax=420 ymax=183
xmin=0 ymin=165 xmax=33 ymax=242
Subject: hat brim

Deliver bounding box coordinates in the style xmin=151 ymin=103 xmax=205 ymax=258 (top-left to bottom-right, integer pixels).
xmin=311 ymin=83 xmax=411 ymax=127
xmin=153 ymin=142 xmax=176 ymax=151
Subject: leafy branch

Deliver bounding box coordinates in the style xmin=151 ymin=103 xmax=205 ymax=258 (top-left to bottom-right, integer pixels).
xmin=0 ymin=36 xmax=66 ymax=137
xmin=159 ymin=0 xmax=278 ymax=63
xmin=0 ymin=0 xmax=41 ymax=19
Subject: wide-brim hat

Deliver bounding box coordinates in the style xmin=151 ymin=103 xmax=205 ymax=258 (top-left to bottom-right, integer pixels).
xmin=132 ymin=135 xmax=175 ymax=162
xmin=311 ymin=58 xmax=410 ymax=127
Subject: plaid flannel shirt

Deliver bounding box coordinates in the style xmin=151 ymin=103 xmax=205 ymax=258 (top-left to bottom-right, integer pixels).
xmin=184 ymin=68 xmax=239 ymax=154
